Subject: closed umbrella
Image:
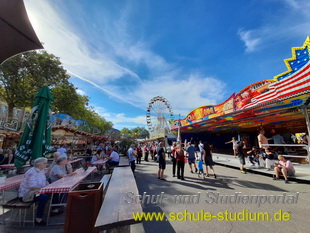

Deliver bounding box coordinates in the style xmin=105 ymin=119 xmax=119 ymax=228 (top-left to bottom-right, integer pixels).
xmin=14 ymin=86 xmax=53 ymax=168
xmin=0 ymin=0 xmax=43 ymax=64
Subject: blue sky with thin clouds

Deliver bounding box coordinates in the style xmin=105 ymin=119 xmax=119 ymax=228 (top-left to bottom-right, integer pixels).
xmin=24 ymin=0 xmax=310 ymax=130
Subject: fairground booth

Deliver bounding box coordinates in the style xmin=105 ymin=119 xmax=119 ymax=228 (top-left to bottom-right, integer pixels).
xmin=0 ymin=113 xmax=107 ymax=155
xmin=173 ymin=37 xmax=310 ymax=155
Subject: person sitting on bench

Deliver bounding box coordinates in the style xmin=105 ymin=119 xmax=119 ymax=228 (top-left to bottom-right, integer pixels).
xmin=18 ymin=157 xmax=49 ymax=226
xmin=106 ymin=147 xmax=120 ymax=167
xmin=273 ymin=155 xmax=295 ymax=183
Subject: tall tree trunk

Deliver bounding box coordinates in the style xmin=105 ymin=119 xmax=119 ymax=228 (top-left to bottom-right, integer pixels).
xmin=7 ymin=102 xmax=15 ymax=121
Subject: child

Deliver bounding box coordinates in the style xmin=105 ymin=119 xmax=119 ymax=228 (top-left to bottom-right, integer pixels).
xmin=197 ymin=159 xmax=204 ymax=178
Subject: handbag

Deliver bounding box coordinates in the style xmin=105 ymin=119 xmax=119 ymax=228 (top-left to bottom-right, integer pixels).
xmin=22 ymin=190 xmax=38 ymax=202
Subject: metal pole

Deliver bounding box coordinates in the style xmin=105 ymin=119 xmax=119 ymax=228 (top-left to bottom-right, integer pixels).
xmin=301 ymin=106 xmax=310 ymax=165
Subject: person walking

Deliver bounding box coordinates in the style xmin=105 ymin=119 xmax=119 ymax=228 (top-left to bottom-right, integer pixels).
xmin=176 ymin=142 xmax=185 ymax=180
xmin=144 ymin=144 xmax=149 ymax=162
xmin=186 ymin=142 xmax=198 ymax=173
xmin=127 ymin=144 xmax=137 ymax=174
xmin=236 ymin=140 xmax=246 ymax=174
xmin=225 ymin=137 xmax=239 ymax=158
xmin=136 ymin=145 xmax=143 ymax=164
xmin=166 ymin=145 xmax=172 ymax=158
xmin=203 ymin=142 xmax=216 ymax=178
xmin=157 ymin=142 xmax=166 ymax=181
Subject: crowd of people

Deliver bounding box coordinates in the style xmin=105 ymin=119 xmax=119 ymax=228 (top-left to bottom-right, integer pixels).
xmin=4 ymin=130 xmax=308 ymax=226
xmin=127 ymin=130 xmax=309 ymax=185
xmin=0 ymin=148 xmax=14 ymax=165
xmin=125 ymin=140 xmax=217 ymax=181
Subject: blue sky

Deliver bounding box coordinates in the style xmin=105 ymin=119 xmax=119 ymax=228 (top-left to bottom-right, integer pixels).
xmin=24 ymin=0 xmax=309 ymax=130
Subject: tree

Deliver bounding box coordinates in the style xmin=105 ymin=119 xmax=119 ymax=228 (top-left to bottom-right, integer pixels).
xmin=51 ymin=82 xmax=89 ymax=119
xmin=51 ymin=83 xmax=113 ymax=135
xmin=83 ymin=109 xmax=113 ymax=135
xmin=120 ymin=127 xmax=150 ymax=139
xmin=131 ymin=127 xmax=150 ymax=139
xmin=0 ymin=50 xmax=70 ymax=120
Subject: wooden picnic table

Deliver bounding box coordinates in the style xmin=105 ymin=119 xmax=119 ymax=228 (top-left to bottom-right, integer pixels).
xmin=0 ymin=174 xmax=24 ymax=205
xmin=91 ymin=159 xmax=107 ymax=166
xmin=118 ymin=157 xmax=129 ymax=167
xmin=0 ymin=163 xmax=30 ymax=170
xmin=39 ymin=167 xmax=97 ymax=194
xmin=68 ymin=158 xmax=83 ymax=169
xmin=0 ymin=174 xmax=24 ymax=192
xmin=39 ymin=167 xmax=97 ymax=225
xmin=94 ymin=166 xmax=142 ymax=231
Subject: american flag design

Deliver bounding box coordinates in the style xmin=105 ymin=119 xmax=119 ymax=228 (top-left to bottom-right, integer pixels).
xmin=243 ymin=60 xmax=310 ymax=109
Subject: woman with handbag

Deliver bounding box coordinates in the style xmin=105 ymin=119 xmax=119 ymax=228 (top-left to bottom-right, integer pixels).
xmin=18 ymin=157 xmax=49 ymax=226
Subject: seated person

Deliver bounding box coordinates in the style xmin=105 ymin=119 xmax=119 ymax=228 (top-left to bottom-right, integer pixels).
xmin=265 ymin=148 xmax=277 ymax=170
xmin=247 ymin=146 xmax=260 ymax=166
xmin=106 ymin=147 xmax=120 ymax=167
xmin=273 ymin=155 xmax=295 ymax=183
xmin=47 ymin=152 xmax=61 ymax=173
xmin=18 ymin=157 xmax=49 ymax=226
xmin=91 ymin=149 xmax=103 ymax=164
xmin=7 ymin=149 xmax=14 ymax=164
xmin=0 ymin=149 xmax=5 ymax=165
xmin=1 ymin=149 xmax=13 ymax=165
xmin=49 ymin=157 xmax=75 ymax=183
xmin=49 ymin=157 xmax=75 ymax=214
xmin=57 ymin=145 xmax=67 ymax=157
xmin=66 ymin=151 xmax=74 ymax=160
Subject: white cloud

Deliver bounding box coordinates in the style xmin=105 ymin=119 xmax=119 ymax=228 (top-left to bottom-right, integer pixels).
xmin=238 ymin=29 xmax=261 ymax=53
xmin=24 ymin=0 xmax=227 ymax=120
xmin=24 ymin=0 xmax=309 ymax=128
xmin=284 ymin=0 xmax=300 ymax=9
xmin=130 ymin=73 xmax=226 ymax=116
xmin=238 ymin=0 xmax=310 ymax=53
xmin=92 ymin=104 xmax=147 ymax=129
xmin=76 ymin=89 xmax=86 ymax=96
xmin=24 ymin=0 xmax=141 ymax=84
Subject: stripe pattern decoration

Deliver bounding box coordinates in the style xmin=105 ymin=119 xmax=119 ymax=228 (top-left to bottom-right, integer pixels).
xmin=243 ymin=61 xmax=310 ymax=109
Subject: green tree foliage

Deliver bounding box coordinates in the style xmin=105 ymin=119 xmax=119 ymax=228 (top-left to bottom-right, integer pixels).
xmin=51 ymin=83 xmax=89 ymax=119
xmin=51 ymin=83 xmax=113 ymax=135
xmin=83 ymin=109 xmax=113 ymax=135
xmin=0 ymin=50 xmax=113 ymax=135
xmin=0 ymin=50 xmax=69 ymax=120
xmin=118 ymin=137 xmax=136 ymax=154
xmin=120 ymin=127 xmax=149 ymax=139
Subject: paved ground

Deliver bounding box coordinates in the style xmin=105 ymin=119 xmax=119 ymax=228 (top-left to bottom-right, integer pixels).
xmin=213 ymin=153 xmax=310 ymax=183
xmin=1 ymin=158 xmax=309 ymax=233
xmin=132 ymin=159 xmax=310 ymax=233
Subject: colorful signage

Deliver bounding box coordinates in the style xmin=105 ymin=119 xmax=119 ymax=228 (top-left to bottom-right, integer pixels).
xmin=178 ymin=37 xmax=310 ymax=130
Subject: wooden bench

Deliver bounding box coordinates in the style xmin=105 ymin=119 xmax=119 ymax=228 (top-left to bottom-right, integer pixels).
xmin=94 ymin=167 xmax=142 ymax=232
xmin=118 ymin=157 xmax=129 ymax=167
xmin=100 ymin=174 xmax=111 ymax=193
xmin=2 ymin=197 xmax=36 ymax=226
xmin=107 ymin=157 xmax=129 ymax=173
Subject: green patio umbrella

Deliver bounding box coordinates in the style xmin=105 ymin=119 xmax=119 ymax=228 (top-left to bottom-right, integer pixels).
xmin=14 ymin=86 xmax=53 ymax=168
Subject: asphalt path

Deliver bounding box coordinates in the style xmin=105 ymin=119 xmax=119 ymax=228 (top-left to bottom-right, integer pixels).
xmin=132 ymin=159 xmax=310 ymax=233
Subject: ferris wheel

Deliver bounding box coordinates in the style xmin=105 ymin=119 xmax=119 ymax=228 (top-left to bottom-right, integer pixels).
xmin=146 ymin=96 xmax=174 ymax=134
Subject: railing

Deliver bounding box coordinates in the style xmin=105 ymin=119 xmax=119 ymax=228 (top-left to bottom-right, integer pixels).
xmin=262 ymin=143 xmax=310 ymax=165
